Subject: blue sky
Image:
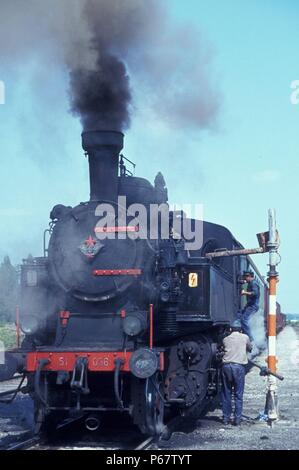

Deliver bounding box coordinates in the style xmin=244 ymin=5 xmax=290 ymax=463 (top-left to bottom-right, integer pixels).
xmin=0 ymin=0 xmax=298 ymax=312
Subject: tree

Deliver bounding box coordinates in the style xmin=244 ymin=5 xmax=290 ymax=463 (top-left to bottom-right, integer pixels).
xmin=0 ymin=256 xmax=18 ymax=323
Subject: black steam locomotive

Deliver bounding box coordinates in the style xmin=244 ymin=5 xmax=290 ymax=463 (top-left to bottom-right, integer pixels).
xmin=2 ymin=131 xmax=275 ymax=436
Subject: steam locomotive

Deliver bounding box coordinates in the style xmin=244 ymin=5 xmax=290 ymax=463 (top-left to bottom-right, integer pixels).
xmin=1 ymin=130 xmax=285 ymax=436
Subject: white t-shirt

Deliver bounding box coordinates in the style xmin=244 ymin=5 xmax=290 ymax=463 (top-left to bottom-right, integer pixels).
xmin=222 ymin=331 xmax=252 ymax=365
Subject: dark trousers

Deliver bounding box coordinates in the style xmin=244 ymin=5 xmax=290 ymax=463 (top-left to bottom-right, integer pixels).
xmin=239 ymin=304 xmax=259 ymax=340
xmin=221 ymin=363 xmax=245 ymax=422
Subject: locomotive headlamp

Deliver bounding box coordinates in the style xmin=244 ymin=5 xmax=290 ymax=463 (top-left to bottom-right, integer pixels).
xmin=160 ymin=292 xmax=170 ymax=303
xmin=123 ymin=312 xmax=147 ymax=337
xmin=129 ymin=348 xmax=159 ymax=379
xmin=20 ymin=315 xmax=39 ymax=335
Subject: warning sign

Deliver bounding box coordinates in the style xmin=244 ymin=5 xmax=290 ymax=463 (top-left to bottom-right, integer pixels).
xmin=188 ymin=273 xmax=198 ymax=288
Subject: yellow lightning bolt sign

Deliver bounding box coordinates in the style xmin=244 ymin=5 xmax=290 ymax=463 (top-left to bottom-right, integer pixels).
xmin=188 ymin=272 xmax=198 ymax=288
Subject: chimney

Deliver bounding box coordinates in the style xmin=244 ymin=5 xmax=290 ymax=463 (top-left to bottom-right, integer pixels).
xmin=82 ymin=130 xmax=124 ymax=202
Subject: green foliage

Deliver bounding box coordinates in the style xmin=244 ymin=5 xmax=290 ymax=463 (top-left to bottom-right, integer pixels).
xmin=0 ymin=256 xmax=18 ymax=323
xmin=0 ymin=324 xmax=17 ymax=348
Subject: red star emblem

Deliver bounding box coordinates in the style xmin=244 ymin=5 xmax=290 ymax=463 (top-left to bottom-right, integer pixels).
xmin=85 ymin=235 xmax=97 ymax=247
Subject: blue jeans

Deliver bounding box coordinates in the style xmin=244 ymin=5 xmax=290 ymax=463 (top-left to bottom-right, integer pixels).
xmin=221 ymin=363 xmax=245 ymax=422
xmin=239 ymin=305 xmax=258 ymax=340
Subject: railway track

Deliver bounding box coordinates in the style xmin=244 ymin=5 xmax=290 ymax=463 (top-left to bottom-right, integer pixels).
xmin=0 ymin=376 xmax=178 ymax=451
xmin=0 ymin=375 xmax=23 ymax=383
xmin=6 ymin=436 xmax=41 ymax=450
xmin=3 ymin=414 xmax=183 ymax=451
xmin=5 ymin=433 xmax=156 ymax=451
xmin=0 ymin=374 xmax=26 ymax=399
xmin=1 ymin=402 xmax=158 ymax=450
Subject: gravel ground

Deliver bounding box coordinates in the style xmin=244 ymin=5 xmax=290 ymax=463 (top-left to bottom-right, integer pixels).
xmin=0 ymin=393 xmax=33 ymax=449
xmin=0 ymin=326 xmax=298 ymax=450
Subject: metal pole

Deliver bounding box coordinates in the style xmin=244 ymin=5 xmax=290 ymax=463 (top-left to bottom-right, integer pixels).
xmin=265 ymin=209 xmax=280 ymax=423
xmin=16 ymin=305 xmax=20 ymax=348
xmin=205 ymin=247 xmax=264 ymax=259
xmin=149 ymin=304 xmax=154 ymax=349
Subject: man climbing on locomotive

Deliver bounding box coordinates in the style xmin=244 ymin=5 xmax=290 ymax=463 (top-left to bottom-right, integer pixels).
xmin=240 ymin=270 xmax=260 ymax=341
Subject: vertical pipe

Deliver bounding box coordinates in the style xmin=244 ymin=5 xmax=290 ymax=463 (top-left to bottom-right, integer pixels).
xmin=265 ymin=208 xmax=279 ymax=421
xmin=267 ymin=209 xmax=278 ymax=373
xmin=81 ymin=130 xmax=124 ymax=202
xmin=268 ymin=277 xmax=277 ymax=372
xmin=149 ymin=304 xmax=154 ymax=349
xmin=16 ymin=305 xmax=20 ymax=348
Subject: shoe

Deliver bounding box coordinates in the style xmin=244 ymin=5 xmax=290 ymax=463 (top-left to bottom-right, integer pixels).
xmin=234 ymin=420 xmax=241 ymax=426
xmin=223 ymin=419 xmax=230 ymax=425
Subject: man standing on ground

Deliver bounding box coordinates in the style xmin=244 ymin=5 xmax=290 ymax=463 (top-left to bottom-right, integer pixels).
xmin=221 ymin=319 xmax=252 ymax=425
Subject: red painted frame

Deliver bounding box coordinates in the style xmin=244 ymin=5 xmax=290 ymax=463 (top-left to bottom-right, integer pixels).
xmin=26 ymin=351 xmax=132 ymax=372
xmin=94 ymin=226 xmax=139 ymax=233
xmin=93 ymin=269 xmax=142 ymax=276
xmin=26 ymin=351 xmax=164 ymax=373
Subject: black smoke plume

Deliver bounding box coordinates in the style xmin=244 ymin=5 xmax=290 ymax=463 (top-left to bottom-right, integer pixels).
xmin=69 ymin=57 xmax=131 ymax=131
xmin=0 ymin=0 xmax=220 ymax=133
xmin=67 ymin=0 xmax=155 ymax=131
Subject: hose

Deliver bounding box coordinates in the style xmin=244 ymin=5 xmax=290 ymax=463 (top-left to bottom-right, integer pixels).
xmin=114 ymin=358 xmax=125 ymax=410
xmin=34 ymin=359 xmax=50 ymax=406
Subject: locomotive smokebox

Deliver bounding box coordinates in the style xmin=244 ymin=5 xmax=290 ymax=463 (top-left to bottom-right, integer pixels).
xmin=82 ymin=130 xmax=124 ymax=202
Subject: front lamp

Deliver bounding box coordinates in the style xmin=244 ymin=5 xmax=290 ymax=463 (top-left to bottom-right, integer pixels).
xmin=123 ymin=312 xmax=147 ymax=337
xmin=20 ymin=315 xmax=39 ymax=335
xmin=129 ymin=348 xmax=159 ymax=379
